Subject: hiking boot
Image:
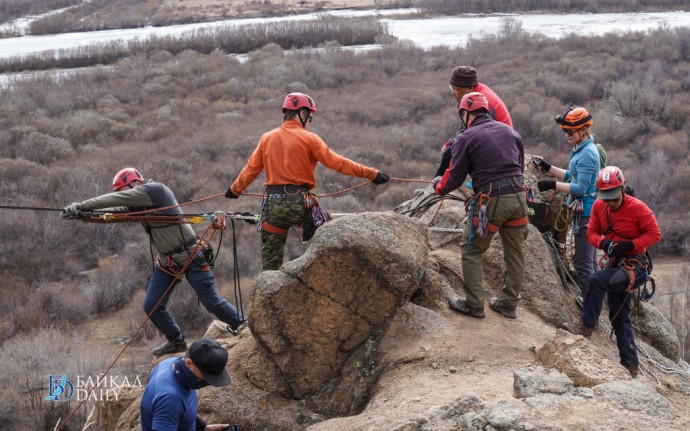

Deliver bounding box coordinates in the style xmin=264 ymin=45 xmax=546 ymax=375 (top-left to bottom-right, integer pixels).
xmin=488 ymin=297 xmax=517 ymax=319
xmin=151 ymin=337 xmax=187 ymax=357
xmin=449 ymin=299 xmax=485 ymax=318
xmin=561 ymin=321 xmax=595 ymax=338
xmin=624 ymin=364 xmax=640 ymax=378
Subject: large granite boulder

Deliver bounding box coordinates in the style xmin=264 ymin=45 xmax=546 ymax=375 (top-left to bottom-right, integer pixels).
xmin=249 ymin=211 xmax=428 ymax=416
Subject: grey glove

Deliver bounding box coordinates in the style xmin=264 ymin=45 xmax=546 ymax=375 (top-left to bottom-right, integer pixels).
xmin=60 ymin=202 xmax=83 ymax=219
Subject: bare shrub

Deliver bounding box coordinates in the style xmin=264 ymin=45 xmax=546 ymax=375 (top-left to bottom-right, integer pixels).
xmin=606 ymin=81 xmax=666 ymax=119
xmin=165 ymin=280 xmax=214 ymax=335
xmin=17 ymin=132 xmax=74 ymax=165
xmin=114 ymin=290 xmax=159 ymax=345
xmin=84 ymin=255 xmax=141 ymax=314
xmin=655 ymin=215 xmax=690 ymax=255
xmin=61 ymin=111 xmax=114 ymax=148
xmin=13 ymin=281 xmax=91 ymax=333
xmin=0 ymin=0 xmax=82 ymax=22
xmin=0 ymin=328 xmax=105 ymax=430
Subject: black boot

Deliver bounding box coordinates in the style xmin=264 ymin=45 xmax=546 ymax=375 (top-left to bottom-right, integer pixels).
xmin=151 ymin=335 xmax=187 ymax=356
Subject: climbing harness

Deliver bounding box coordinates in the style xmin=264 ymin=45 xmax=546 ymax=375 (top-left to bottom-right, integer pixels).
xmin=465 ymin=176 xmax=530 ymax=250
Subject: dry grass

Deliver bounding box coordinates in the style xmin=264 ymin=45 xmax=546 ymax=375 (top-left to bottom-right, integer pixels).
xmin=1 ymin=18 xmax=689 ymax=429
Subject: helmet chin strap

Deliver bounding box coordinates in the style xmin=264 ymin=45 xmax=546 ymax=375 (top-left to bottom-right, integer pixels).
xmin=460 ymin=111 xmax=473 ymax=129
xmin=299 ymin=109 xmax=310 ymax=128
xmin=575 ymin=129 xmax=585 ymax=144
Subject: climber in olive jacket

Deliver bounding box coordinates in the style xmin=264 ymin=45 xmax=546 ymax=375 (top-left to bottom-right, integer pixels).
xmin=61 ymin=168 xmax=244 ymax=357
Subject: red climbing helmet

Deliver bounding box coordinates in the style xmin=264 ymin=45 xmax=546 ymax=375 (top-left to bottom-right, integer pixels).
xmin=555 ymin=106 xmax=593 ymax=130
xmin=282 ymin=92 xmax=316 ymax=113
xmin=112 ymin=167 xmax=143 ymax=191
xmin=596 ymin=166 xmax=625 ymax=200
xmin=457 ymin=92 xmax=489 ymax=113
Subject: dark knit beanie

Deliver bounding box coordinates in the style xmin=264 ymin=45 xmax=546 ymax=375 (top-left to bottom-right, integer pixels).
xmin=449 ymin=66 xmax=478 ymax=88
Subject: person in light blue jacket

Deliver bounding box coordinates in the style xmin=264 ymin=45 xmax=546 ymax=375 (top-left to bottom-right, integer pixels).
xmin=533 ymin=107 xmax=601 ymax=301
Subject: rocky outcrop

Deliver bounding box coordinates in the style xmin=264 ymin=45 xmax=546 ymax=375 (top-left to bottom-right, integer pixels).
xmin=248 ymin=212 xmax=428 ymax=415
xmin=537 ymin=329 xmax=632 ymax=387
xmin=634 ymin=302 xmax=681 ymax=362
xmin=106 ymin=188 xmax=690 ymax=431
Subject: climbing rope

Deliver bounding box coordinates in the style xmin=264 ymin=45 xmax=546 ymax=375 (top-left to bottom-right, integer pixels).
xmin=433 ymin=256 xmax=465 ymax=285
xmin=553 ymin=196 xmax=576 ymax=233
xmin=542 ymin=231 xmax=580 ymax=298
xmin=87 ymin=210 xmax=259 ymax=224
xmin=55 ymin=221 xmax=225 ymax=431
xmin=0 ymin=204 xmax=63 ymax=211
xmin=428 ymin=227 xmax=464 ymax=233
xmin=38 ymin=176 xmax=437 ymax=429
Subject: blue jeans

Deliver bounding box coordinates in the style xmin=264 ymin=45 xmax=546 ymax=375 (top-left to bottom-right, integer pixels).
xmin=143 ymin=257 xmax=243 ymax=341
xmin=582 ymin=262 xmax=647 ymax=367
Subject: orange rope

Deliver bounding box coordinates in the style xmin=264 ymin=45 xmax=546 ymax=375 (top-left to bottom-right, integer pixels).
xmin=123 ymin=193 xmax=225 ymax=216
xmin=56 ymin=224 xmax=221 ymax=431
xmin=56 ymin=176 xmax=434 ymax=428
xmin=427 ymin=195 xmax=445 ymax=227
xmin=88 ymin=178 xmax=432 ymax=219
xmin=242 ymin=177 xmax=433 ymax=199
xmin=433 ymin=256 xmax=465 ymax=285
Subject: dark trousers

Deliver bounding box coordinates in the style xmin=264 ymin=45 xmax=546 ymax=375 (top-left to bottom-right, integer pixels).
xmin=573 ymin=216 xmax=599 ymax=297
xmin=582 ymin=263 xmax=647 ymax=366
xmin=143 ymin=257 xmax=243 ymax=340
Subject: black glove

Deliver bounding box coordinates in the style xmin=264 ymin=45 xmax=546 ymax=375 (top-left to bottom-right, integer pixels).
xmin=372 ymin=172 xmax=390 ymax=185
xmin=225 ymin=188 xmax=239 ymax=199
xmin=608 ymin=241 xmax=635 ymax=257
xmin=537 ymin=180 xmax=557 ymax=192
xmin=60 ymin=202 xmax=83 ymax=219
xmin=600 ymin=239 xmax=613 ymax=253
xmin=531 ymin=156 xmax=551 ymax=173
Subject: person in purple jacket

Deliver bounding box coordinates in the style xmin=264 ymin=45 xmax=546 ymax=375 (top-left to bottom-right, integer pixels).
xmin=435 ymin=92 xmax=528 ymax=320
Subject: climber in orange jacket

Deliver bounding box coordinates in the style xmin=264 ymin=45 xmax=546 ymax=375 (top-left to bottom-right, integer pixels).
xmin=225 ymin=92 xmax=389 ymax=271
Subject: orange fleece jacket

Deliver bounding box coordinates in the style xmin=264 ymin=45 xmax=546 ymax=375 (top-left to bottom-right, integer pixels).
xmin=231 ymin=119 xmax=378 ymax=194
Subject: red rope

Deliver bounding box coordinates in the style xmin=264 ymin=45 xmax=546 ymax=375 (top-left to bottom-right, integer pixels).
xmin=56 ymin=176 xmax=432 ymax=428
xmin=56 ymin=224 xmax=220 ymax=431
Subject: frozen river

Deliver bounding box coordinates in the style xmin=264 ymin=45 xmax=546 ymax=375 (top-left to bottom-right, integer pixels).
xmin=383 ymin=11 xmax=690 ymax=49
xmin=0 ymin=9 xmax=687 ymax=60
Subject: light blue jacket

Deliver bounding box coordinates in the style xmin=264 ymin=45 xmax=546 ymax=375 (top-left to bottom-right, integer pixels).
xmin=563 ymin=137 xmax=599 ymax=217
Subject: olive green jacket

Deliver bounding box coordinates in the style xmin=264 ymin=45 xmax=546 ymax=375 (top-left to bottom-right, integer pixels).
xmin=79 ymin=181 xmax=196 ymax=266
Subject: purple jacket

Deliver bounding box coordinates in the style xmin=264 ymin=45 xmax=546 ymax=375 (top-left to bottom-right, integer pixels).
xmin=436 ymin=113 xmax=523 ymax=194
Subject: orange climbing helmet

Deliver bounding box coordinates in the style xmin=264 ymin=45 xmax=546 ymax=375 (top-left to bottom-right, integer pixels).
xmin=282 ymin=92 xmax=316 ymax=113
xmin=555 ymin=106 xmax=593 ymax=130
xmin=457 ymin=92 xmax=489 ymax=113
xmin=112 ymin=167 xmax=143 ymax=191
xmin=596 ymin=166 xmax=625 ymax=200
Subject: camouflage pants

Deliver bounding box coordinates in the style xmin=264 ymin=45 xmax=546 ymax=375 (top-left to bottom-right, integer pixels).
xmin=261 ymin=193 xmax=307 ymax=271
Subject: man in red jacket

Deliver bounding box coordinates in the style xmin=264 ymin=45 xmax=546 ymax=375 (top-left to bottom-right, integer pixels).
xmin=435 ymin=65 xmax=513 ymax=176
xmin=576 ymin=166 xmax=661 ymax=378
